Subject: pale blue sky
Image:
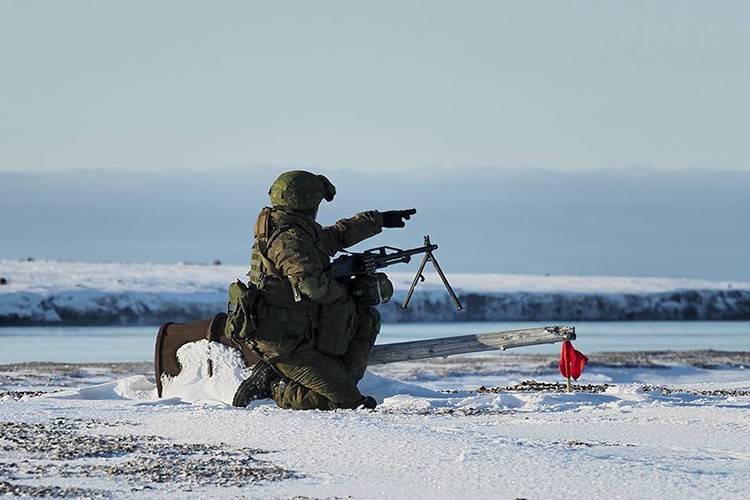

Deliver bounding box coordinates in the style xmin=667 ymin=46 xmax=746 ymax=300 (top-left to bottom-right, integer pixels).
xmin=1 ymin=1 xmax=748 ymax=174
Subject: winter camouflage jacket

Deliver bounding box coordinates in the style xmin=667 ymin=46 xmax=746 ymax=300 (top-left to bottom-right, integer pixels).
xmin=246 ymin=207 xmax=383 ymax=359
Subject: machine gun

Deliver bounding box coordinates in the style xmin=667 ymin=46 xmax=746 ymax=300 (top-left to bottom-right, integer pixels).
xmin=328 ymin=235 xmax=463 ymax=311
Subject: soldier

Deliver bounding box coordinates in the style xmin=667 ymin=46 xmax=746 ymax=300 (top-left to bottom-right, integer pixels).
xmin=232 ymin=170 xmax=415 ymax=410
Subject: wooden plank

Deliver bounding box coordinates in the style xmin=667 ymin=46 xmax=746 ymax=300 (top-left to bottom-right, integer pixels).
xmin=368 ymin=325 xmax=576 ymax=365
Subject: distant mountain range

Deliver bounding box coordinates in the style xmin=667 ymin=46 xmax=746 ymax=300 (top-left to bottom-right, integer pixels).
xmin=2 ymin=166 xmax=749 ymax=281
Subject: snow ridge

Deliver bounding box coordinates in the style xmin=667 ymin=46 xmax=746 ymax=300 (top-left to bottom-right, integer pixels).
xmin=382 ymin=289 xmax=750 ymax=322
xmin=1 ymin=260 xmax=749 ymax=325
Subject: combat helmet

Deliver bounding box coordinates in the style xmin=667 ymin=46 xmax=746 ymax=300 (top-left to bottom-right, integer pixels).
xmin=269 ymin=170 xmax=336 ymax=210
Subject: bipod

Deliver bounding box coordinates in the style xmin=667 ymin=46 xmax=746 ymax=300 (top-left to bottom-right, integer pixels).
xmin=401 ymin=234 xmax=463 ymax=311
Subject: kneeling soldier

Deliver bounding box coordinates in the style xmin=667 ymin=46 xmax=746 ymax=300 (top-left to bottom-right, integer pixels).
xmin=230 ymin=170 xmax=415 ymax=410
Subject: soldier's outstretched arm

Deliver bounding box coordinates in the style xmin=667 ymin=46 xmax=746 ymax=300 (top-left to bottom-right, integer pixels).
xmin=319 ymin=210 xmax=384 ymax=255
xmin=320 ymin=208 xmax=417 ymax=255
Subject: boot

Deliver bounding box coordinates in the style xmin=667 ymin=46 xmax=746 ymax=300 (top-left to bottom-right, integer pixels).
xmin=232 ymin=360 xmax=280 ymax=407
xmin=360 ymin=395 xmax=377 ymax=409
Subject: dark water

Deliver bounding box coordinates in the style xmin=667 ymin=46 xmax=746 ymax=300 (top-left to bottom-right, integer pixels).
xmin=1 ymin=321 xmax=749 ymax=364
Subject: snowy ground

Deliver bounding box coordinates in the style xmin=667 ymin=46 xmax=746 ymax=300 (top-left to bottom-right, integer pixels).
xmin=1 ymin=349 xmax=749 ymax=499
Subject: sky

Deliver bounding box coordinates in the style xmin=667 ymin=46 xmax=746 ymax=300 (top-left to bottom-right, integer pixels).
xmin=1 ymin=2 xmax=749 ymax=280
xmin=1 ymin=0 xmax=749 ymax=174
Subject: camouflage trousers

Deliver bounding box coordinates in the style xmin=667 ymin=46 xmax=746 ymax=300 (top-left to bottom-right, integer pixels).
xmin=271 ymin=306 xmax=380 ymax=410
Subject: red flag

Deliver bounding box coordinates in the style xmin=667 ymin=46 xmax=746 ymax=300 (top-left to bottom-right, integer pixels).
xmin=559 ymin=340 xmax=588 ymax=381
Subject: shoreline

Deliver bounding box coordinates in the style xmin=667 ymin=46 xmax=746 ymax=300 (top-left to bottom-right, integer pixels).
xmin=2 ymin=348 xmax=749 ymax=366
xmin=2 ymin=349 xmax=748 ymax=377
xmin=2 ymin=350 xmax=749 ymax=399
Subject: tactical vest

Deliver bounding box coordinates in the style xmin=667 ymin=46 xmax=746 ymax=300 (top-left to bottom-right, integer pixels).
xmin=247 ymin=207 xmax=284 ymax=288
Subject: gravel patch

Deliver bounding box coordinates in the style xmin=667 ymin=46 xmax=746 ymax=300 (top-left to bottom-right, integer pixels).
xmin=0 ymin=362 xmax=153 ymax=392
xmin=475 ymin=380 xmax=750 ymax=397
xmin=0 ymin=390 xmax=48 ymax=400
xmin=0 ymin=480 xmax=110 ymax=499
xmin=0 ymin=418 xmax=294 ymax=497
xmin=476 ymin=380 xmax=615 ymax=394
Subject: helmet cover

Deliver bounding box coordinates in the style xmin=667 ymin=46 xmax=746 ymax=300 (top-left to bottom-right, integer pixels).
xmin=268 ymin=170 xmax=336 ymax=209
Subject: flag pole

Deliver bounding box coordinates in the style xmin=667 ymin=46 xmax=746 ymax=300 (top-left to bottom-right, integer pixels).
xmin=566 ymin=375 xmax=572 ymax=393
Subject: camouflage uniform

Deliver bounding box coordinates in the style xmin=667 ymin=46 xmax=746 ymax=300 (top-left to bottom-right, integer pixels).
xmin=247 ymin=205 xmax=384 ymax=410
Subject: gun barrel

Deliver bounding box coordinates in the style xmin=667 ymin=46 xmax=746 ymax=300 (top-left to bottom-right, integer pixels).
xmin=369 ymin=243 xmax=438 ymax=263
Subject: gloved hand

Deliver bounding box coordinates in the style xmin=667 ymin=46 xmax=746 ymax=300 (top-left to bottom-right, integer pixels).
xmin=381 ymin=208 xmax=417 ymax=228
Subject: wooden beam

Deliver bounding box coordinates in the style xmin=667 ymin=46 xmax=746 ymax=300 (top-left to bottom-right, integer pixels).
xmin=368 ymin=325 xmax=575 ymax=365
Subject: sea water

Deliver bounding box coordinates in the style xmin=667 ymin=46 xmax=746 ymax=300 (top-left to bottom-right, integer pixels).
xmin=1 ymin=321 xmax=749 ymax=364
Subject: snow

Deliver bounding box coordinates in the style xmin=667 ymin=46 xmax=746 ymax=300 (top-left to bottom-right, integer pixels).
xmin=2 ymin=259 xmax=750 ymax=324
xmin=1 ymin=259 xmax=750 ymax=497
xmin=1 ymin=345 xmax=749 ymax=498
